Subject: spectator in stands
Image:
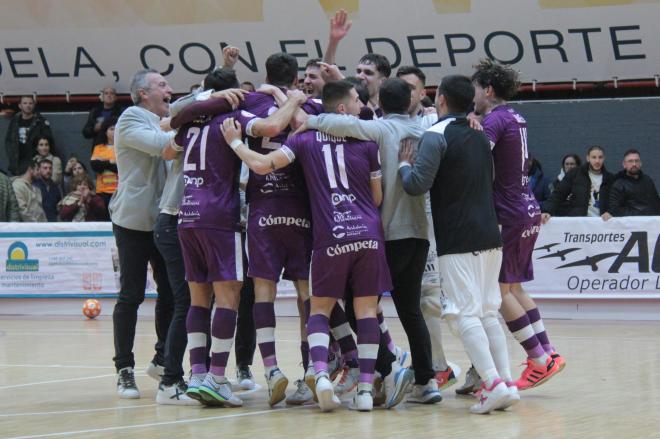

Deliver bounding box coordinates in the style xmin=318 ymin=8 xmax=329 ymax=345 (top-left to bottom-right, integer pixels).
xmin=0 ymin=169 xmax=20 ymax=222
xmin=33 ymin=135 xmax=63 ymax=185
xmin=542 ymin=145 xmax=614 ymax=220
xmin=90 ymin=117 xmax=119 ymax=210
xmin=58 ymin=174 xmax=108 ymax=222
xmin=528 ymin=157 xmax=552 ymax=203
xmin=608 ymin=149 xmax=660 ymax=217
xmin=4 ymin=96 xmax=52 ymax=175
xmin=11 ymin=159 xmax=46 ymax=222
xmin=82 ymin=86 xmax=123 ymax=148
xmin=240 ymin=81 xmax=256 ymax=92
xmin=63 ymin=157 xmax=90 ymax=193
xmin=548 ymin=153 xmax=581 ymax=193
xmin=33 ymin=158 xmax=62 ymax=222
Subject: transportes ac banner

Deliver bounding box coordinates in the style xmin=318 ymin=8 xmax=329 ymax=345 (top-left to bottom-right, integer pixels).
xmin=526 ymin=216 xmax=660 ymax=299
xmin=1 ymin=0 xmax=659 ymax=95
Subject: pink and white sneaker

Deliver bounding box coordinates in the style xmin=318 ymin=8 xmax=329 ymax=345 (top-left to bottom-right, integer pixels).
xmin=470 ymin=378 xmax=511 ymax=414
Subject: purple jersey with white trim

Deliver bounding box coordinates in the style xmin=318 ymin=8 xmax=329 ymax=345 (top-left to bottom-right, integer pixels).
xmin=241 ymin=91 xmax=323 ymax=202
xmin=281 ymin=129 xmax=384 ymax=249
xmin=483 ymin=105 xmax=541 ymax=225
xmin=175 ymin=109 xmax=258 ymax=230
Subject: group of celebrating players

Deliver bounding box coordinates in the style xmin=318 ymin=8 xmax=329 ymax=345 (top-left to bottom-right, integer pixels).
xmin=114 ymin=10 xmax=565 ymax=415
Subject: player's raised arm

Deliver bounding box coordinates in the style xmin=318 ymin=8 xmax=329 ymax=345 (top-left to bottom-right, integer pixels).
xmin=323 ymin=9 xmax=352 ymax=65
xmin=221 ymin=118 xmax=291 ymax=175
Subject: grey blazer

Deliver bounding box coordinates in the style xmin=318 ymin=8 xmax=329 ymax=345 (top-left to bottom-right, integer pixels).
xmin=109 ymin=106 xmax=174 ymax=232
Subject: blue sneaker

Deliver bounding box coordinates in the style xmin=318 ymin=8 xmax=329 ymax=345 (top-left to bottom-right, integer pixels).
xmin=384 ymin=364 xmax=414 ymax=408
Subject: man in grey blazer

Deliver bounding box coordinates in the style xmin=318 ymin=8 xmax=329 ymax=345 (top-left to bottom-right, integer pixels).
xmin=110 ymin=69 xmax=181 ymax=399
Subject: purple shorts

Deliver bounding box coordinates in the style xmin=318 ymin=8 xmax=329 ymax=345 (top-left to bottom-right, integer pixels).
xmin=246 ymin=199 xmax=312 ymax=282
xmin=499 ymin=218 xmax=541 ymax=283
xmin=310 ymin=239 xmax=392 ymax=299
xmin=178 ymin=227 xmax=243 ymax=283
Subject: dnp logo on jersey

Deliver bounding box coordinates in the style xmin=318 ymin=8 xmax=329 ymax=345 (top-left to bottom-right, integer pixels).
xmin=6 ymin=241 xmax=39 ymax=272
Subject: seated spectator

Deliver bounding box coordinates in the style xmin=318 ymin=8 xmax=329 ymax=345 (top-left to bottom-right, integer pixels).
xmin=528 ymin=157 xmax=551 ymax=203
xmin=58 ymin=174 xmax=108 ymax=222
xmin=1 ymin=169 xmax=20 ymax=222
xmin=542 ymin=145 xmax=615 ymax=220
xmin=548 ymin=153 xmax=581 ymax=192
xmin=608 ymin=149 xmax=660 ymax=217
xmin=11 ymin=159 xmax=46 ymax=222
xmin=90 ymin=117 xmax=118 ymax=210
xmin=63 ymin=157 xmax=90 ymax=193
xmin=33 ymin=135 xmax=63 ymax=185
xmin=33 ymin=158 xmax=62 ymax=222
xmin=4 ymin=96 xmax=52 ymax=175
xmin=82 ymin=86 xmax=123 ymax=148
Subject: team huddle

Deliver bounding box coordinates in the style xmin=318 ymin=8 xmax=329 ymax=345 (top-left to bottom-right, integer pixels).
xmin=111 ymin=12 xmax=565 ymax=415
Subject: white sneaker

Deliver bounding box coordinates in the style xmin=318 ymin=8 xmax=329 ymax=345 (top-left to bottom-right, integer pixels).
xmin=236 ymin=366 xmax=255 ymax=390
xmin=198 ymin=374 xmax=243 ymax=407
xmin=156 ymin=381 xmax=200 ymax=406
xmin=348 ymin=384 xmax=373 ymax=412
xmin=266 ymin=368 xmax=289 ymax=407
xmin=470 ymin=379 xmax=511 ymax=414
xmin=408 ymin=378 xmax=442 ymax=404
xmin=384 ymin=364 xmax=414 ymax=408
xmin=334 ymin=367 xmax=360 ymax=397
xmin=286 ymin=379 xmax=314 ymax=405
xmin=315 ymin=375 xmax=341 ymax=412
xmin=496 ymin=381 xmax=520 ymax=410
xmin=186 ymin=373 xmax=205 ymax=402
xmin=145 ymin=361 xmax=165 ymax=382
xmin=394 ymin=346 xmax=409 ymax=367
xmin=117 ymin=367 xmax=140 ymax=399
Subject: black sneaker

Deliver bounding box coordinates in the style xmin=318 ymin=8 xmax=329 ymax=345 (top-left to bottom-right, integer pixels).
xmin=117 ymin=367 xmax=140 ymax=399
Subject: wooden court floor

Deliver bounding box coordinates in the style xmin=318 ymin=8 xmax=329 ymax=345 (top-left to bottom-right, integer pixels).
xmin=0 ymin=315 xmax=659 ymax=439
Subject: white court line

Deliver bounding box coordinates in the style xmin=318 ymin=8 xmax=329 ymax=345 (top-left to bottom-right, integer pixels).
xmin=0 ymin=364 xmax=108 ymax=369
xmin=0 ymin=374 xmax=118 ymax=390
xmin=5 ymin=405 xmax=304 ymax=439
xmin=0 ymin=404 xmax=158 ymax=418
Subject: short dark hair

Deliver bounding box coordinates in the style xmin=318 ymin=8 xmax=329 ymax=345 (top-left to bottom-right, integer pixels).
xmin=623 ymin=148 xmax=641 ymax=159
xmin=20 ymin=95 xmax=35 ymax=103
xmin=266 ymin=52 xmax=299 ymax=87
xmin=322 ymin=80 xmax=355 ymax=113
xmin=38 ymin=158 xmax=53 ymax=167
xmin=344 ymin=76 xmax=370 ymax=105
xmin=306 ymin=58 xmax=321 ymax=69
xmin=203 ymin=68 xmax=239 ymax=92
xmin=587 ymin=145 xmax=604 ymax=155
xmin=98 ymin=116 xmax=119 ymax=145
xmin=378 ymin=78 xmax=411 ymax=115
xmin=472 ymin=58 xmax=520 ymax=101
xmin=19 ymin=159 xmax=39 ymax=175
xmin=437 ymin=75 xmax=475 ymax=113
xmin=358 ymin=53 xmax=391 ymax=78
xmin=396 ymin=66 xmax=426 ymax=86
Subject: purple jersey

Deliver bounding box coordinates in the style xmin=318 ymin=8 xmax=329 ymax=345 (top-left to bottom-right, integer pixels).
xmin=281 ymin=130 xmax=384 ymax=249
xmin=241 ymin=91 xmax=323 ymax=202
xmin=175 ymin=109 xmax=258 ymax=230
xmin=483 ymin=105 xmax=541 ymax=225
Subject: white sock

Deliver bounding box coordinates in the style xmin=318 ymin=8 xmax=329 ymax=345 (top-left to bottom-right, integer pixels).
xmin=420 ymin=286 xmax=449 ymax=371
xmin=458 ymin=318 xmax=500 ymax=388
xmin=482 ymin=315 xmax=512 ymax=382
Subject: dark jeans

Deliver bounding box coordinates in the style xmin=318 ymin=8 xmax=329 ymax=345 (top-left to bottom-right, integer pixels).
xmin=112 ymin=223 xmax=174 ymax=371
xmin=235 ymin=232 xmax=256 ymax=367
xmin=153 ymin=213 xmax=191 ymax=385
xmin=385 ymin=238 xmax=434 ymax=385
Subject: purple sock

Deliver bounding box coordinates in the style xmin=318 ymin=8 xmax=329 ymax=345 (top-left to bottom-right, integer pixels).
xmin=330 ymin=303 xmax=359 ymax=368
xmin=209 ymin=307 xmax=237 ymax=378
xmin=307 ymin=314 xmax=330 ymax=375
xmin=186 ymin=305 xmax=211 ymax=375
xmin=357 ymin=317 xmax=380 ymax=386
xmin=506 ymin=314 xmax=546 ymax=360
xmin=377 ymin=311 xmax=396 ymax=354
xmin=253 ymin=302 xmax=277 ymax=369
xmin=527 ymin=308 xmax=554 ymax=354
